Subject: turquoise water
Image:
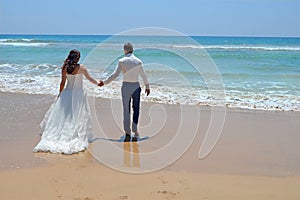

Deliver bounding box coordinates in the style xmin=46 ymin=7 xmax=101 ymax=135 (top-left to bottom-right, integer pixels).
xmin=0 ymin=34 xmax=299 ymax=111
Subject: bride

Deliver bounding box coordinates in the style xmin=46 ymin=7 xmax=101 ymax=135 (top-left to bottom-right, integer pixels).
xmin=33 ymin=49 xmax=99 ymax=154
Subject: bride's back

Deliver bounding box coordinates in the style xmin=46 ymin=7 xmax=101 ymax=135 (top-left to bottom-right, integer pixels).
xmin=65 ymin=73 xmax=83 ymax=89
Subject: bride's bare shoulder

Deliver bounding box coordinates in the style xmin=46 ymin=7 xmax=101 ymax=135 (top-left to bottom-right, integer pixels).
xmin=78 ymin=64 xmax=88 ymax=73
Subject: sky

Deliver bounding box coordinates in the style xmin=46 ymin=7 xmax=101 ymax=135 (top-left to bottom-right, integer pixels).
xmin=1 ymin=0 xmax=300 ymax=37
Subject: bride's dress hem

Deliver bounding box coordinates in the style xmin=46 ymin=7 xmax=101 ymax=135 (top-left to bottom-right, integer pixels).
xmin=33 ymin=146 xmax=88 ymax=155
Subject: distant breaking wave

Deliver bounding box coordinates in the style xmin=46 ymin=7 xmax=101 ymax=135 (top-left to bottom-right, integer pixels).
xmin=0 ymin=38 xmax=56 ymax=43
xmin=2 ymin=38 xmax=300 ymax=51
xmin=173 ymin=45 xmax=300 ymax=51
xmin=0 ymin=42 xmax=49 ymax=47
xmin=0 ymin=38 xmax=52 ymax=47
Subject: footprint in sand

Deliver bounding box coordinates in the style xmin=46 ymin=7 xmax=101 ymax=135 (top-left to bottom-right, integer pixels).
xmin=120 ymin=195 xmax=128 ymax=199
xmin=157 ymin=190 xmax=179 ymax=199
xmin=158 ymin=176 xmax=168 ymax=184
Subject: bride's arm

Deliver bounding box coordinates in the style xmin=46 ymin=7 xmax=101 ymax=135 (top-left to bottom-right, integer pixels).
xmin=59 ymin=66 xmax=67 ymax=95
xmin=81 ymin=65 xmax=98 ymax=85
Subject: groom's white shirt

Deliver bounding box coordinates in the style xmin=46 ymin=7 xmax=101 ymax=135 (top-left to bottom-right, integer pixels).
xmin=103 ymin=53 xmax=149 ymax=89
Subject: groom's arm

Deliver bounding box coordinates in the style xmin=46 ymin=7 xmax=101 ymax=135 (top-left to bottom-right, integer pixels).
xmin=139 ymin=64 xmax=150 ymax=96
xmin=103 ymin=63 xmax=122 ymax=85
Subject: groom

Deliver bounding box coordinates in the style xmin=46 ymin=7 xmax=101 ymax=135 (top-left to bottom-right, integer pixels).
xmin=98 ymin=43 xmax=150 ymax=142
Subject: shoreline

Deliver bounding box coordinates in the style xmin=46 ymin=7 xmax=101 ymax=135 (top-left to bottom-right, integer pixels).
xmin=1 ymin=90 xmax=299 ymax=113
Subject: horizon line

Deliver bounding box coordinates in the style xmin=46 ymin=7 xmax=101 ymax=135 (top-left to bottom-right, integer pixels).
xmin=0 ymin=33 xmax=300 ymax=38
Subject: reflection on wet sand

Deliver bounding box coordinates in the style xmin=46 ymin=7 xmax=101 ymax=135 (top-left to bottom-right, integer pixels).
xmin=123 ymin=143 xmax=140 ymax=168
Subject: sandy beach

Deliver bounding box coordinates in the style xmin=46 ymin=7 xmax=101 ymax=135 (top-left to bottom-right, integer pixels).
xmin=1 ymin=91 xmax=300 ymax=200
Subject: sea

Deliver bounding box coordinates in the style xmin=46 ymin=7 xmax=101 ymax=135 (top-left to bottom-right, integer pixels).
xmin=0 ymin=34 xmax=299 ymax=111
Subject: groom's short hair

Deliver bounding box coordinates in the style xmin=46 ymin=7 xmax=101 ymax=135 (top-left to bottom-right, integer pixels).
xmin=124 ymin=43 xmax=133 ymax=53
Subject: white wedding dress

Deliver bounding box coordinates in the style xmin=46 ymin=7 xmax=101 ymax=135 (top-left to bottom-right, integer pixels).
xmin=33 ymin=74 xmax=92 ymax=154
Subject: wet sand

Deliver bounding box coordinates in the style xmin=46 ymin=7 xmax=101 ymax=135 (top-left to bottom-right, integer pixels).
xmin=0 ymin=92 xmax=300 ymax=199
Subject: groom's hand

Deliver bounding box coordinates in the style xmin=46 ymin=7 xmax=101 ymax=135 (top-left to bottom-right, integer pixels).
xmin=98 ymin=80 xmax=104 ymax=87
xmin=145 ymin=89 xmax=150 ymax=96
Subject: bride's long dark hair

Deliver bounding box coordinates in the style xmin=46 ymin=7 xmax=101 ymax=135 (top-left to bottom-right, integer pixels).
xmin=63 ymin=49 xmax=80 ymax=74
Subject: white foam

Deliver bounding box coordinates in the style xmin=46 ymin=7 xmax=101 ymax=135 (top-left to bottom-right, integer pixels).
xmin=0 ymin=42 xmax=49 ymax=47
xmin=173 ymin=45 xmax=300 ymax=51
xmin=0 ymin=39 xmax=33 ymax=42
xmin=0 ymin=74 xmax=299 ymax=112
xmin=0 ymin=38 xmax=50 ymax=47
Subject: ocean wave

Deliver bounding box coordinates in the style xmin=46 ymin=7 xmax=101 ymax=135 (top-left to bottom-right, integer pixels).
xmin=0 ymin=38 xmax=53 ymax=47
xmin=0 ymin=42 xmax=49 ymax=47
xmin=0 ymin=39 xmax=34 ymax=42
xmin=0 ymin=63 xmax=60 ymax=75
xmin=0 ymin=38 xmax=56 ymax=43
xmin=93 ymin=43 xmax=300 ymax=52
xmin=173 ymin=45 xmax=300 ymax=51
xmin=0 ymin=74 xmax=299 ymax=111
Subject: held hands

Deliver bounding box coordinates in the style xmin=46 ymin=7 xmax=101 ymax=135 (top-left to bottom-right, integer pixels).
xmin=98 ymin=80 xmax=104 ymax=87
